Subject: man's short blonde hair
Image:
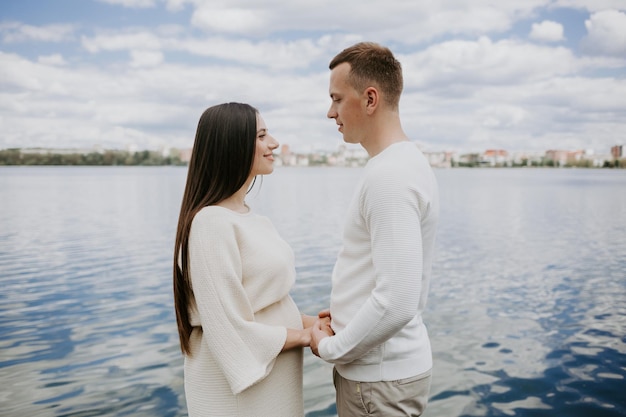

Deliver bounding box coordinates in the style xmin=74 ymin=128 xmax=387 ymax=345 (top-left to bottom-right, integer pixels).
xmin=329 ymin=42 xmax=403 ymax=109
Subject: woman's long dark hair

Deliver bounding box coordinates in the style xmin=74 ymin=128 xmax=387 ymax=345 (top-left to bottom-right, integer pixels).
xmin=173 ymin=102 xmax=258 ymax=355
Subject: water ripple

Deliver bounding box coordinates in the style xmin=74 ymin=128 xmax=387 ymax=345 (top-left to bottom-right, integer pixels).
xmin=1 ymin=167 xmax=625 ymax=416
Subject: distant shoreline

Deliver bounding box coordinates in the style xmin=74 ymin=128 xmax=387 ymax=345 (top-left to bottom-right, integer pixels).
xmin=1 ymin=163 xmax=623 ymax=170
xmin=1 ymin=148 xmax=624 ymax=169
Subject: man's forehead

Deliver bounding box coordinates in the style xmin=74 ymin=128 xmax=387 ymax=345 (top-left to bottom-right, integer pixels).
xmin=329 ymin=65 xmax=350 ymax=88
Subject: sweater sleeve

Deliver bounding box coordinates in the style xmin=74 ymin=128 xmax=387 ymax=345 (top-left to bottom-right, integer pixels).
xmin=188 ymin=211 xmax=287 ymax=394
xmin=319 ymin=168 xmax=426 ymax=363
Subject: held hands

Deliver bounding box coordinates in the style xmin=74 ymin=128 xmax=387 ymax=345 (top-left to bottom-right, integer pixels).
xmin=317 ymin=309 xmax=333 ymax=337
xmin=310 ymin=309 xmax=334 ymax=357
xmin=318 ymin=309 xmax=331 ymax=320
xmin=285 ymin=311 xmax=334 ymax=352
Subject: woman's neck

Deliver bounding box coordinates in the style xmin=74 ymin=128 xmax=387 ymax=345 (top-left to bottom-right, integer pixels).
xmin=216 ymin=177 xmax=253 ymax=213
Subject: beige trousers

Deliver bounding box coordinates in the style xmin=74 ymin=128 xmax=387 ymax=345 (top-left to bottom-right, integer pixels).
xmin=333 ymin=367 xmax=432 ymax=417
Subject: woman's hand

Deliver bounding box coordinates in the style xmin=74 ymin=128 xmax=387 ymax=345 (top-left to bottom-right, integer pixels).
xmin=301 ymin=313 xmax=317 ymax=329
xmin=282 ymin=327 xmax=312 ymax=351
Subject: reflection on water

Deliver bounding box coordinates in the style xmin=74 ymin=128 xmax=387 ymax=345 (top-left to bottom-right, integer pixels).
xmin=0 ymin=167 xmax=625 ymax=416
xmin=424 ymin=169 xmax=626 ymax=417
xmin=0 ymin=167 xmax=184 ymax=416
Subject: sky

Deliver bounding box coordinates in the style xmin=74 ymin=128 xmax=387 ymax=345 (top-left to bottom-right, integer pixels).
xmin=1 ymin=0 xmax=625 ymax=155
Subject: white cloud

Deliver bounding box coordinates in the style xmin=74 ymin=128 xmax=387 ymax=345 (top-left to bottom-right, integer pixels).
xmin=581 ymin=10 xmax=626 ymax=56
xmin=171 ymin=36 xmax=333 ymax=70
xmin=130 ymin=50 xmax=164 ymax=67
xmin=184 ymin=0 xmax=550 ymax=43
xmin=0 ymin=22 xmax=74 ymax=43
xmin=96 ymin=0 xmax=156 ymax=8
xmin=395 ymin=35 xmax=626 ymax=152
xmin=38 ymin=54 xmax=67 ymax=66
xmin=164 ymin=0 xmax=187 ymax=11
xmin=552 ymin=0 xmax=626 ymax=12
xmin=80 ymin=30 xmax=344 ymax=70
xmin=529 ymin=20 xmax=565 ymax=42
xmin=401 ymin=37 xmax=576 ymax=91
xmin=191 ymin=6 xmax=269 ymax=33
xmin=401 ymin=74 xmax=626 ymax=153
xmin=1 ymin=0 xmax=625 ymax=155
xmin=81 ymin=31 xmax=162 ymax=53
xmin=0 ymin=50 xmax=332 ymax=151
xmin=478 ymin=105 xmax=529 ymax=129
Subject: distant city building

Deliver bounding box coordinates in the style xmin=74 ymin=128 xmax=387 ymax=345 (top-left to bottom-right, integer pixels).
xmin=545 ymin=150 xmax=568 ymax=166
xmin=481 ymin=149 xmax=509 ymax=166
xmin=545 ymin=149 xmax=591 ymax=166
xmin=590 ymin=153 xmax=614 ymax=167
xmin=611 ymin=145 xmax=623 ymax=159
xmin=457 ymin=153 xmax=481 ymax=166
xmin=278 ymin=144 xmax=301 ymax=166
xmin=424 ymin=151 xmax=453 ymax=168
xmin=510 ymin=151 xmax=543 ymax=166
xmin=181 ymin=148 xmax=192 ymax=163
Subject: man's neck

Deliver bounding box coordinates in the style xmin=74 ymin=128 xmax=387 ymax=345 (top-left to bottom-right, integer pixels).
xmin=361 ymin=121 xmax=408 ymax=157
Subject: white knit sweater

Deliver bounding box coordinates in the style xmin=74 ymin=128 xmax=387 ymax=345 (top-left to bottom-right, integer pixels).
xmin=318 ymin=141 xmax=439 ymax=382
xmin=183 ymin=206 xmax=304 ymax=417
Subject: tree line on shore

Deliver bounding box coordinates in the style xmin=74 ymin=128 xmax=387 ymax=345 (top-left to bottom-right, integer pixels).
xmin=0 ymin=149 xmax=186 ymax=166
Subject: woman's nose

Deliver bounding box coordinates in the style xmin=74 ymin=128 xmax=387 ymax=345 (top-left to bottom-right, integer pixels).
xmin=269 ymin=135 xmax=279 ymax=149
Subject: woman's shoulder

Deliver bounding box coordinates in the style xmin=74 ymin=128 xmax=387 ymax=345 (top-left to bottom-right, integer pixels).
xmin=196 ymin=205 xmax=253 ymax=217
xmin=192 ymin=205 xmax=263 ymax=229
xmin=192 ymin=206 xmax=238 ymax=229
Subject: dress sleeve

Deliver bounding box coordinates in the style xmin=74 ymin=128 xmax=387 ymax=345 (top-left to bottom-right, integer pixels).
xmin=319 ymin=168 xmax=426 ymax=363
xmin=188 ymin=211 xmax=287 ymax=394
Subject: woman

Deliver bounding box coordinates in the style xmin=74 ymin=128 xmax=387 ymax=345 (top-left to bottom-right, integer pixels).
xmin=173 ymin=103 xmax=316 ymax=416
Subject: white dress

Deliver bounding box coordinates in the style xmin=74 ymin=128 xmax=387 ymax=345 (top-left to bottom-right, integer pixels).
xmin=183 ymin=206 xmax=304 ymax=417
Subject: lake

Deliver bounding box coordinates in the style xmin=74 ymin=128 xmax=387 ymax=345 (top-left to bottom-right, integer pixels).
xmin=0 ymin=166 xmax=625 ymax=416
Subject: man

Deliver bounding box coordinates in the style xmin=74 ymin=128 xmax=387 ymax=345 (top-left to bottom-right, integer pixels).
xmin=310 ymin=42 xmax=440 ymax=416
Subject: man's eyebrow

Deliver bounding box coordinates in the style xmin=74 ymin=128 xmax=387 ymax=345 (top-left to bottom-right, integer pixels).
xmin=257 ymin=128 xmax=267 ymax=133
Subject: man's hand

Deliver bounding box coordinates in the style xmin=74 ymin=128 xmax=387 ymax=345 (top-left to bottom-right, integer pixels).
xmin=310 ymin=316 xmax=334 ymax=357
xmin=318 ymin=308 xmax=331 ymax=319
xmin=318 ymin=315 xmax=332 ymax=334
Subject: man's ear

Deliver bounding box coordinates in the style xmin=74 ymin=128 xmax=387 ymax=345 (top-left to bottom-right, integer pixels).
xmin=365 ymin=87 xmax=379 ymax=114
